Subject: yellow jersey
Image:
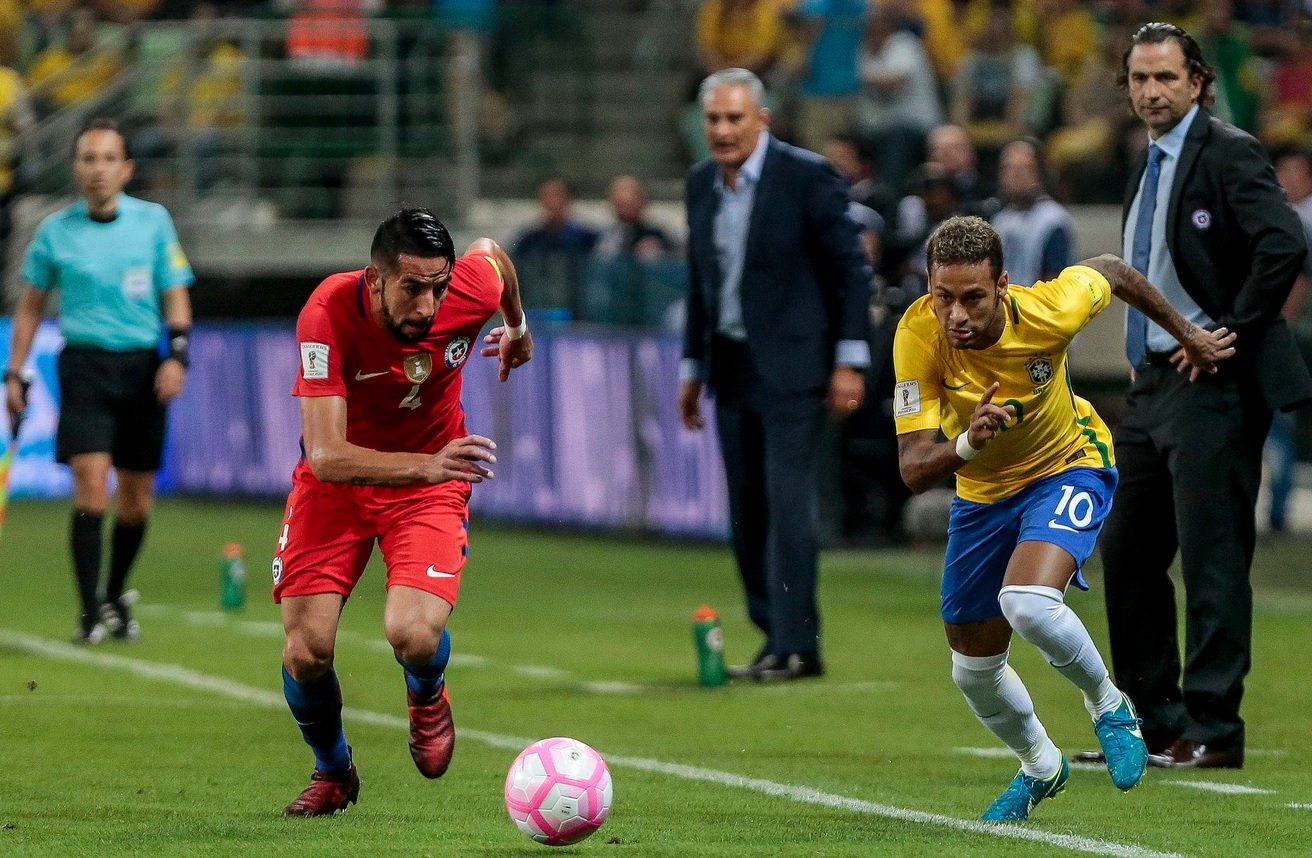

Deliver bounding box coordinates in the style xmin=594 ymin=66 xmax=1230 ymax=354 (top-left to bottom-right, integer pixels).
xmin=892 ymin=265 xmax=1116 ymax=504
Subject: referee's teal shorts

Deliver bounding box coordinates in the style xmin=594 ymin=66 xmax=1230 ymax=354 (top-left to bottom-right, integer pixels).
xmin=941 ymin=466 xmax=1118 ymax=624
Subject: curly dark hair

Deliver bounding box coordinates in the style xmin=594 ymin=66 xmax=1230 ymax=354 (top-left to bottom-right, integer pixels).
xmin=926 ymin=216 xmax=1004 ymax=281
xmin=1116 ymin=22 xmax=1216 ymax=108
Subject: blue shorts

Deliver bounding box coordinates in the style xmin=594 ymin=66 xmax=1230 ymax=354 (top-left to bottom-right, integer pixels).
xmin=941 ymin=466 xmax=1118 ymax=624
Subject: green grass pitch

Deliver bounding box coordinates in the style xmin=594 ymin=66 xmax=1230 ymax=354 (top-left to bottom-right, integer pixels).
xmin=2 ymin=499 xmax=1311 ymax=857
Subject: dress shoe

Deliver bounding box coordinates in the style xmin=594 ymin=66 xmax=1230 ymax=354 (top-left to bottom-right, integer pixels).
xmin=755 ymin=652 xmax=825 ymax=681
xmin=1148 ymin=739 xmax=1244 ymax=769
xmin=727 ymin=649 xmax=773 ymax=680
xmin=1075 ymin=736 xmax=1173 ymax=767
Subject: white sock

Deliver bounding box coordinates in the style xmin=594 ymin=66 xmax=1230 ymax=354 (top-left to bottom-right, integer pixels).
xmin=951 ymin=649 xmax=1063 ymax=778
xmin=998 ymin=584 xmax=1122 ymax=718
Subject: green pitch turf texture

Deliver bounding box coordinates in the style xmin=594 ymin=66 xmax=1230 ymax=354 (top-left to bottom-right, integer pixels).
xmin=2 ymin=500 xmax=1311 ymax=857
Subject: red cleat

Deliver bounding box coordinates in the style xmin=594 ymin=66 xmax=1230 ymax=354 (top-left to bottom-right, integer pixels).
xmin=407 ymin=684 xmax=455 ymax=778
xmin=283 ymin=764 xmax=360 ymax=817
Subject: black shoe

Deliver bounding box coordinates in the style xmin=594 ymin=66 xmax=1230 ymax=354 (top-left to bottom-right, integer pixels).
xmin=99 ymin=590 xmax=141 ymax=641
xmin=726 ymin=648 xmax=773 ymax=680
xmin=756 ymin=653 xmax=825 ymax=681
xmin=71 ymin=612 xmax=107 ymax=646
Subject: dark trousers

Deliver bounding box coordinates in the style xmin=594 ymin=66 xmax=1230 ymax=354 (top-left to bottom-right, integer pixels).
xmin=711 ymin=337 xmax=827 ymax=656
xmin=1099 ymin=360 xmax=1271 ymax=751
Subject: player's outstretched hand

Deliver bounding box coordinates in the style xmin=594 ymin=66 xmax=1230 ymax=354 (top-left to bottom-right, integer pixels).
xmin=428 ymin=434 xmax=498 ymax=484
xmin=1171 ymin=325 xmax=1237 ymax=382
xmin=967 ymin=382 xmax=1016 ymax=450
xmin=481 ymin=327 xmax=534 ymax=382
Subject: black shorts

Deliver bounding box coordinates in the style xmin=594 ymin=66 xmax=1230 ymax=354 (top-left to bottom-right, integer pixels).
xmin=56 ymin=347 xmax=167 ymax=471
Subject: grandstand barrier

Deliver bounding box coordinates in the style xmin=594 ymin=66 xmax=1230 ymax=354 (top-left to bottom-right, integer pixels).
xmin=1 ymin=319 xmax=729 ymax=539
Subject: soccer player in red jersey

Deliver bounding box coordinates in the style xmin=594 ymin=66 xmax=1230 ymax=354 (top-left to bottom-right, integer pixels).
xmin=275 ymin=209 xmax=532 ymax=816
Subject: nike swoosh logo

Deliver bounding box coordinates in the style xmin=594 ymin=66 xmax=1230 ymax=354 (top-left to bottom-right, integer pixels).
xmin=355 ymin=370 xmax=388 ymax=381
xmin=943 ymin=379 xmax=968 ymax=390
xmin=425 ymin=565 xmax=457 ymax=579
xmin=1047 ymin=520 xmax=1079 ymax=533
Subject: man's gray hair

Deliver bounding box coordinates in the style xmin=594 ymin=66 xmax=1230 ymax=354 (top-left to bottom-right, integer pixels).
xmin=698 ymin=68 xmax=766 ymax=109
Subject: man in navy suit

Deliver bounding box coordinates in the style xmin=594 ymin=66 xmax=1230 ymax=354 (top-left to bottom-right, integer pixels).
xmin=678 ymin=68 xmax=873 ymax=681
xmin=1090 ymin=23 xmax=1311 ymax=769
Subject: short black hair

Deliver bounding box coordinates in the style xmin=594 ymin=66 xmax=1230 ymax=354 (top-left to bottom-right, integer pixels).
xmin=73 ymin=117 xmax=130 ymax=159
xmin=1274 ymin=145 xmax=1312 ymax=170
xmin=1118 ymin=22 xmax=1216 ymax=108
xmin=829 ymin=131 xmax=875 ymax=165
xmin=926 ymin=216 xmax=1005 ymax=281
xmin=370 ymin=208 xmax=455 ymax=275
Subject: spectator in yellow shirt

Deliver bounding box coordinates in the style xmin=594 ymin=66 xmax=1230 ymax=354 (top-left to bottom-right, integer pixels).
xmin=27 ymin=8 xmax=123 ymax=117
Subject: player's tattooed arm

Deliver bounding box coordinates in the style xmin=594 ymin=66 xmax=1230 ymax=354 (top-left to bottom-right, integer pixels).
xmin=1080 ymin=253 xmax=1237 ymax=379
xmin=897 ymin=384 xmax=1014 ymax=493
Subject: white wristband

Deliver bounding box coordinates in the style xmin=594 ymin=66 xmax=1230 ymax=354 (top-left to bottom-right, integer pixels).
xmin=955 ymin=432 xmax=980 ymax=461
xmin=505 ymin=316 xmax=528 ymax=341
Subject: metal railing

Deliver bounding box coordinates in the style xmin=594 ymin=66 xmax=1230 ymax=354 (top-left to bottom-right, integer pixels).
xmin=18 ymin=16 xmax=478 ymax=226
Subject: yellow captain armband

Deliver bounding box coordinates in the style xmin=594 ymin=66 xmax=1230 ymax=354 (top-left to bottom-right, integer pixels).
xmin=483 ymin=255 xmax=505 ymax=287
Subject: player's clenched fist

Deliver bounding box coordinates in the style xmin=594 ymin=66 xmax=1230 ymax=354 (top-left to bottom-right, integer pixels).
xmin=966 ymin=382 xmax=1016 ymax=451
xmin=428 ymin=434 xmax=498 ymax=483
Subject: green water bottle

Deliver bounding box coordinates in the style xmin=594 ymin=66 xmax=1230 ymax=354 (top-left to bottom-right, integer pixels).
xmin=220 ymin=543 xmax=246 ymax=611
xmin=693 ymin=604 xmax=727 ymax=687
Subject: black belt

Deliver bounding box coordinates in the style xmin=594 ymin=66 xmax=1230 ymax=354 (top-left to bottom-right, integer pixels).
xmin=1143 ymin=350 xmax=1176 ymax=368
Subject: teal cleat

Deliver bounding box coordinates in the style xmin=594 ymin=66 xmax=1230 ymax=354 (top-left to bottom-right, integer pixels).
xmin=981 ymin=756 xmax=1069 ymax=822
xmin=1094 ymin=694 xmax=1148 ymax=791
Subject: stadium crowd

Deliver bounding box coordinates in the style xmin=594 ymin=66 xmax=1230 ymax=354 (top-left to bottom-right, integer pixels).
xmin=2 ymin=0 xmax=1311 ymax=545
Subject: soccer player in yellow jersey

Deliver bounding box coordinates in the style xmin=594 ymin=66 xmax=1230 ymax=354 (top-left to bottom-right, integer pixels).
xmin=893 ymin=217 xmax=1237 ymax=822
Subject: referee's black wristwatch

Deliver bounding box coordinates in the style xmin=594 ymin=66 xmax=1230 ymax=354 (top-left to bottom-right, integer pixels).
xmin=166 ymin=327 xmax=191 ymax=369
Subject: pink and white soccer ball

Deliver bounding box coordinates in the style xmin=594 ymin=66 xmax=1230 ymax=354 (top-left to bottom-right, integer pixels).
xmin=504 ymin=737 xmax=613 ymax=846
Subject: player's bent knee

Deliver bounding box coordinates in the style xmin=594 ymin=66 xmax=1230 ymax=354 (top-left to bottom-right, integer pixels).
xmin=997 ymin=586 xmax=1062 ymax=639
xmin=386 ymin=624 xmax=445 ymax=667
xmin=282 ymin=635 xmax=336 ymax=681
xmin=951 ymin=649 xmax=1008 ymax=689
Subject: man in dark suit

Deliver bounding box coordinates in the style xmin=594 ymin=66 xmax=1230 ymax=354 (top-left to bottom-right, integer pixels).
xmin=678 ymin=68 xmax=872 ymax=681
xmin=1091 ymin=23 xmax=1311 ymax=769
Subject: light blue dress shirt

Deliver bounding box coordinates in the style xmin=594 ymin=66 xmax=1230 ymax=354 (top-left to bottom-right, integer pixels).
xmin=1122 ymin=104 xmax=1217 ymax=354
xmin=682 ymin=131 xmax=870 ymax=382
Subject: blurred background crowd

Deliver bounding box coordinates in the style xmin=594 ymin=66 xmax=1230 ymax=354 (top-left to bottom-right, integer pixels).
xmin=1 ymin=0 xmax=1310 ymax=544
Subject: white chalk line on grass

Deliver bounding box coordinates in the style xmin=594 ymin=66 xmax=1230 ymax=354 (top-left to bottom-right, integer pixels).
xmin=0 ymin=628 xmax=1186 ymax=858
xmin=1161 ymin=781 xmax=1274 ymax=796
xmin=134 ymin=602 xmax=895 ymax=698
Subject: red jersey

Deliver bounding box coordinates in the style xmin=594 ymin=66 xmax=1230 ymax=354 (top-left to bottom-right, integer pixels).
xmin=293 ymin=253 xmax=503 ymax=455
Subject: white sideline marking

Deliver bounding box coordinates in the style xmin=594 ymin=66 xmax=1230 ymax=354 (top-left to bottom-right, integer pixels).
xmin=956 ymin=747 xmax=1020 ymax=759
xmin=127 ymin=602 xmax=896 ymax=697
xmin=1288 ymin=803 xmax=1312 ymax=810
xmin=1163 ymin=781 xmax=1274 ymax=796
xmin=511 ymin=664 xmax=571 ymax=680
xmin=0 ymin=694 xmax=255 ymax=709
xmin=0 ymin=629 xmax=1186 ymax=858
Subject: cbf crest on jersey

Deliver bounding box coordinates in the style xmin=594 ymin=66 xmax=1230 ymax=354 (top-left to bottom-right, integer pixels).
xmin=1027 ymin=356 xmax=1054 ymax=387
xmin=444 ymin=336 xmax=471 ymax=369
xmin=404 ymin=353 xmax=433 ymax=383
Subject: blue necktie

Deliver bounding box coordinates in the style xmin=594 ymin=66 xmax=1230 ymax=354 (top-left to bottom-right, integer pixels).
xmin=1125 ymin=144 xmax=1164 ymax=367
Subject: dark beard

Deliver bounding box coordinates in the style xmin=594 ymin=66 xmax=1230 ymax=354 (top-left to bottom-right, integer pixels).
xmin=383 ymin=314 xmax=432 ymax=343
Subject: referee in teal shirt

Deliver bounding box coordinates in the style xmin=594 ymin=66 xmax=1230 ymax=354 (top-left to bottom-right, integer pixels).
xmin=5 ymin=118 xmax=194 ymax=644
